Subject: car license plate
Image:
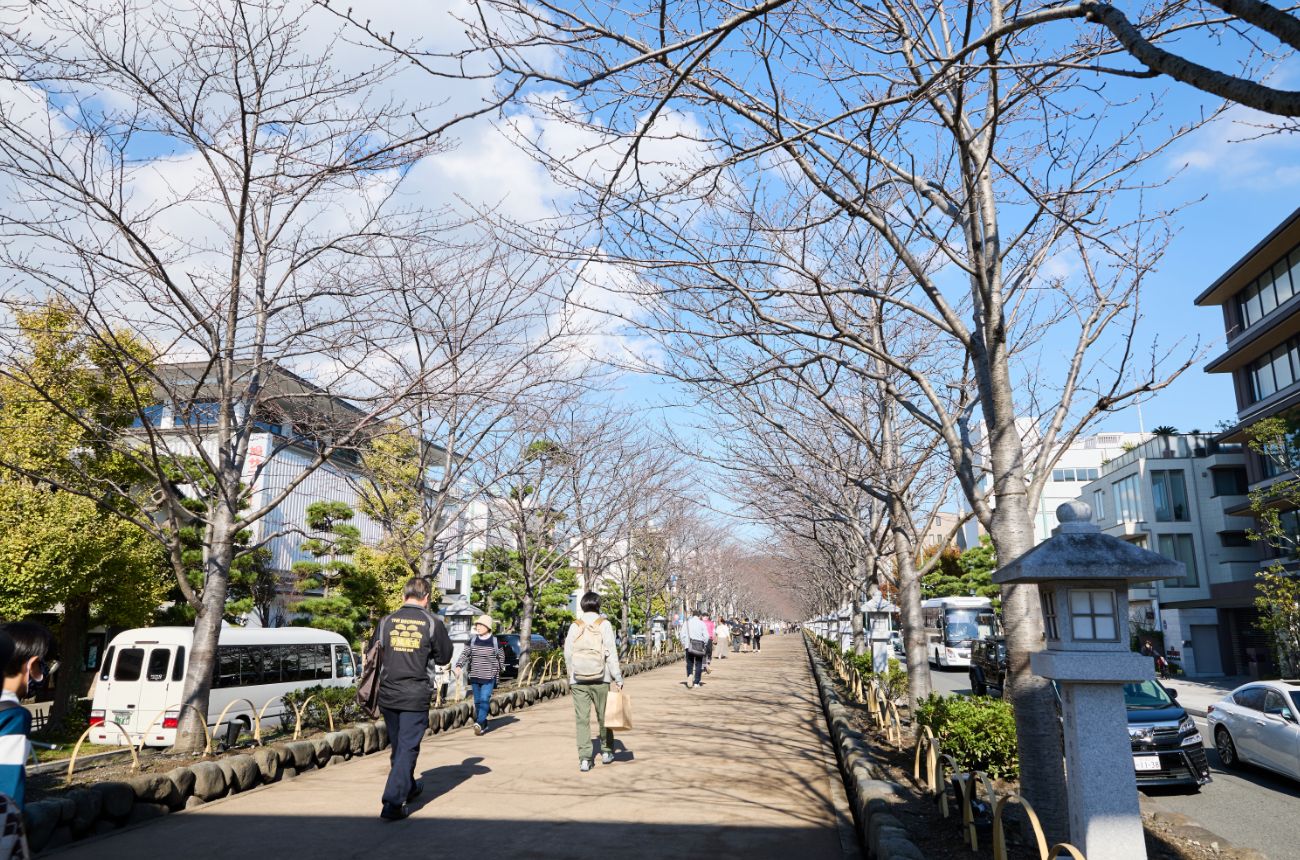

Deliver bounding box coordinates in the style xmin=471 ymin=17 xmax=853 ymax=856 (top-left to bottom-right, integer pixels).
xmin=1133 ymin=755 xmax=1161 ymax=772
xmin=112 ymin=710 xmax=132 ymax=725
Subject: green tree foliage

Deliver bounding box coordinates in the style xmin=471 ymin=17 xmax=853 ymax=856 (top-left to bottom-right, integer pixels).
xmin=472 ymin=545 xmax=577 ymax=643
xmin=921 ymin=536 xmax=999 ymax=600
xmin=1246 ymin=416 xmax=1300 ymax=675
xmin=0 ymin=303 xmax=169 ymax=727
xmin=290 ymin=502 xmax=382 ymax=647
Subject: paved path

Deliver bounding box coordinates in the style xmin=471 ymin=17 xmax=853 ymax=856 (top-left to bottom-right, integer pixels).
xmin=53 ymin=636 xmax=858 ymax=860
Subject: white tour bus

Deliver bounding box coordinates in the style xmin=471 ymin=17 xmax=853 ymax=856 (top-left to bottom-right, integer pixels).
xmin=89 ymin=626 xmax=357 ymax=748
xmin=921 ymin=596 xmax=996 ymax=668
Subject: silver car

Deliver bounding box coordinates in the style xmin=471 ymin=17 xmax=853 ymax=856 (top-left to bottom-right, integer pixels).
xmin=1207 ymin=680 xmax=1300 ymax=780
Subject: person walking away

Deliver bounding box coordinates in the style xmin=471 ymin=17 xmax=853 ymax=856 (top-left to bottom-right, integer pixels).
xmin=681 ymin=610 xmax=709 ymax=688
xmin=565 ymin=592 xmax=624 ymax=772
xmin=740 ymin=618 xmax=752 ymax=653
xmin=753 ymin=622 xmax=763 ymax=653
xmin=456 ymin=615 xmax=505 ymax=736
xmin=715 ymin=619 xmax=731 ymax=659
xmin=0 ymin=623 xmax=50 ymax=812
xmin=702 ymin=612 xmax=716 ymax=673
xmin=373 ymin=577 xmax=453 ymax=821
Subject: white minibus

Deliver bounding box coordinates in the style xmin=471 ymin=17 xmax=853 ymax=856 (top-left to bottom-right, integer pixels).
xmin=89 ymin=626 xmax=357 ymax=748
xmin=921 ymin=596 xmax=996 ymax=668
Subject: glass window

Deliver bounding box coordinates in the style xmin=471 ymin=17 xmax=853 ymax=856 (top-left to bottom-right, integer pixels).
xmin=1260 ymin=273 xmax=1278 ymax=315
xmin=1245 ymin=283 xmax=1263 ymax=327
xmin=146 ymin=649 xmax=171 ymax=683
xmin=259 ymin=647 xmax=281 ymax=684
xmin=1093 ymin=489 xmax=1106 ymax=520
xmin=1263 ymin=690 xmax=1291 ymax=716
xmin=216 ymin=647 xmax=241 ymax=688
xmin=1156 ymin=533 xmax=1199 ymax=587
xmin=1274 ymin=346 xmax=1295 ymax=391
xmin=132 ymin=404 xmax=165 ymax=428
xmin=334 ymin=645 xmax=355 ymax=679
xmin=114 ymin=648 xmax=144 ymax=682
xmin=1068 ymin=589 xmax=1117 ymax=640
xmin=1234 ymin=686 xmax=1267 ymax=711
xmin=282 ymin=647 xmax=302 ymax=682
xmin=172 ymin=646 xmax=186 ymax=682
xmin=1275 ymin=259 xmax=1295 ymax=305
xmin=1052 ymin=469 xmax=1064 ymax=481
xmin=181 ymin=400 xmax=220 ymax=427
xmin=1151 ymin=470 xmax=1190 ymax=521
xmin=313 ymin=645 xmax=332 ymax=680
xmin=1212 ymin=468 xmax=1248 ymax=496
xmin=1219 ymin=531 xmax=1251 ymax=548
xmin=100 ymin=646 xmax=116 ymax=682
xmin=238 ymin=647 xmax=262 ymax=686
xmin=1113 ymin=474 xmax=1141 ymax=521
xmin=1042 ymin=590 xmax=1060 ymax=640
xmin=1253 ymin=357 xmax=1277 ymax=401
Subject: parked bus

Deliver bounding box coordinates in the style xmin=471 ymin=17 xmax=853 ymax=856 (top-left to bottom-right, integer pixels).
xmin=921 ymin=597 xmax=996 ymax=668
xmin=89 ymin=626 xmax=357 ymax=748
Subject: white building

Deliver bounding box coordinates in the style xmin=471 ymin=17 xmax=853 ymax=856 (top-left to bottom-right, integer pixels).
xmin=959 ymin=423 xmax=1148 ymax=548
xmin=1078 ymin=433 xmax=1254 ymax=677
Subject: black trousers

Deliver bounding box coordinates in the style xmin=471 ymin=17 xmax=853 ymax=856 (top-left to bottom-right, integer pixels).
xmin=381 ymin=707 xmax=430 ymax=808
xmin=686 ymin=652 xmax=704 ymax=684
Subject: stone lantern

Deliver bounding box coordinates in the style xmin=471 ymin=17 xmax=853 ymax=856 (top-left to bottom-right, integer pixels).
xmin=837 ymin=606 xmax=854 ymax=653
xmin=864 ymin=590 xmax=897 ymax=673
xmin=441 ymin=593 xmax=483 ymax=672
xmin=651 ymin=615 xmax=667 ymax=652
xmin=992 ymin=501 xmax=1180 ymax=860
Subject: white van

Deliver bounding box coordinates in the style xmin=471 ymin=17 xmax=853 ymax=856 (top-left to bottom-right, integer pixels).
xmin=89 ymin=626 xmax=357 ymax=748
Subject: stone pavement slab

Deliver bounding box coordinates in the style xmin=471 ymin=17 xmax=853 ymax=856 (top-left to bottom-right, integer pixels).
xmin=51 ymin=636 xmax=858 ymax=860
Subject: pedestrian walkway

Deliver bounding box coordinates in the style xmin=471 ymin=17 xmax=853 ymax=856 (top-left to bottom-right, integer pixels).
xmin=51 ymin=636 xmax=858 ymax=860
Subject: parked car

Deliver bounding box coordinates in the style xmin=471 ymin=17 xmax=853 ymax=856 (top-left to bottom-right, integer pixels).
xmin=1050 ymin=678 xmax=1210 ymax=790
xmin=968 ymin=636 xmax=1007 ymax=696
xmin=889 ymin=631 xmax=903 ymax=656
xmin=498 ymin=633 xmax=553 ymax=679
xmin=1207 ymin=680 xmax=1300 ymax=781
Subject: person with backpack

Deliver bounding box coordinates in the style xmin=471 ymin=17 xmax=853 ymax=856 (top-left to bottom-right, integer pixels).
xmin=0 ymin=622 xmax=52 ymax=812
xmin=371 ymin=577 xmax=453 ymax=821
xmin=563 ymin=591 xmax=623 ymax=772
xmin=455 ymin=615 xmax=505 ymax=736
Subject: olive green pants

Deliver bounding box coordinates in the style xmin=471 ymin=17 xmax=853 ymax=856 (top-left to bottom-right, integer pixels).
xmin=571 ymin=682 xmax=614 ymax=761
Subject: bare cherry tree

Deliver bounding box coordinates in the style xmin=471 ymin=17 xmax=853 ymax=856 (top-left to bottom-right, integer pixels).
xmin=0 ymin=0 xmax=454 ymax=750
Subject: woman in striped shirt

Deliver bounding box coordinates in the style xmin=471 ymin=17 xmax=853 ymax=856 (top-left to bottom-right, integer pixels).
xmin=456 ymin=615 xmax=506 ymax=735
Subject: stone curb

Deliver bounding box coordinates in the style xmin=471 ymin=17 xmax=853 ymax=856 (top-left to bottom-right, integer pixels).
xmin=26 ymin=649 xmax=685 ymax=855
xmin=803 ymin=637 xmax=921 ymax=860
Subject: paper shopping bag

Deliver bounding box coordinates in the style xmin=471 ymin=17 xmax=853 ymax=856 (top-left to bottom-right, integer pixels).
xmin=605 ymin=687 xmax=633 ymax=730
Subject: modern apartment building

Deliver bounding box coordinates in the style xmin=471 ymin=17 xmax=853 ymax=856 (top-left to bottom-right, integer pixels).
xmin=958 ymin=424 xmax=1147 ymax=549
xmin=1078 ymin=433 xmax=1254 ymax=676
xmin=1195 ymin=204 xmax=1300 ymax=676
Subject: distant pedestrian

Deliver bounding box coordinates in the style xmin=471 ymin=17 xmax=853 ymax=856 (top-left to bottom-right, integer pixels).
xmin=456 ymin=615 xmax=505 ymax=736
xmin=753 ymin=622 xmax=763 ymax=652
xmin=681 ymin=610 xmax=709 ymax=688
xmin=373 ymin=577 xmax=453 ymax=821
xmin=0 ymin=622 xmax=50 ymax=812
xmin=564 ymin=591 xmax=624 ymax=772
xmin=715 ymin=619 xmax=731 ymax=659
xmin=703 ymin=612 xmax=716 ymax=673
xmin=741 ymin=618 xmax=752 ymax=653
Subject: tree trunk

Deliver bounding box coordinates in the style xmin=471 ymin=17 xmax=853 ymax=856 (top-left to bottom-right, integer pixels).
xmin=620 ymin=591 xmax=631 ymax=642
xmin=980 ymin=359 xmax=1069 ymax=843
xmin=175 ymin=510 xmax=236 ymax=753
xmin=891 ymin=509 xmax=932 ymax=719
xmin=47 ymin=595 xmax=91 ymax=732
xmin=849 ymin=599 xmax=866 ymax=656
xmin=517 ymin=590 xmax=535 ymax=680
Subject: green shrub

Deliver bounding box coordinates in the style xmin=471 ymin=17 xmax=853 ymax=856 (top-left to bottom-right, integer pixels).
xmin=850 ymin=654 xmax=909 ymax=703
xmin=280 ymin=685 xmax=363 ymax=732
xmin=915 ymin=693 xmax=1019 ymax=779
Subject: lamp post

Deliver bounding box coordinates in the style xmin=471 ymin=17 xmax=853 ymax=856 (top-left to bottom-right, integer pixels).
xmin=992 ymin=501 xmax=1180 ymax=860
xmin=864 ymin=590 xmax=898 ymax=673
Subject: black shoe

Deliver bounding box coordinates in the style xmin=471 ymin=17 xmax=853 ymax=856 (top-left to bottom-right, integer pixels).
xmin=381 ymin=803 xmax=409 ymax=822
xmin=407 ymin=780 xmax=424 ymax=803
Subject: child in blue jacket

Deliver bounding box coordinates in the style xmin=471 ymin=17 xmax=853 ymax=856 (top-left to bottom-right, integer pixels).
xmin=0 ymin=623 xmax=53 ymax=810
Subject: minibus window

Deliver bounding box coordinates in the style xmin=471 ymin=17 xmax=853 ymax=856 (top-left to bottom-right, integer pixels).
xmin=313 ymin=645 xmax=331 ymax=680
xmin=238 ymin=648 xmax=263 ymax=686
xmin=216 ymin=647 xmax=240 ymax=688
xmin=100 ymin=646 xmax=116 ymax=682
xmin=114 ymin=648 xmax=144 ymax=682
xmin=261 ymin=646 xmax=283 ymax=684
xmin=333 ymin=645 xmax=355 ymax=678
xmin=282 ymin=647 xmax=301 ymax=682
xmin=173 ymin=646 xmax=186 ymax=681
xmin=146 ymin=649 xmax=171 ymax=682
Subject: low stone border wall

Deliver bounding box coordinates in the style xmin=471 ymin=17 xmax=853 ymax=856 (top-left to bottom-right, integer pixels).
xmin=25 ymin=649 xmax=684 ymax=855
xmin=802 ymin=636 xmax=924 ymax=860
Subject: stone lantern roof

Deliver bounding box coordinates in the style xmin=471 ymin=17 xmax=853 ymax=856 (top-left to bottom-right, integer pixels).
xmin=991 ymin=500 xmax=1181 ymax=586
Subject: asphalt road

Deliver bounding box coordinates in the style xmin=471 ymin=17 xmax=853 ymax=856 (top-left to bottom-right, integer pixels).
xmin=927 ymin=664 xmax=1296 ymax=860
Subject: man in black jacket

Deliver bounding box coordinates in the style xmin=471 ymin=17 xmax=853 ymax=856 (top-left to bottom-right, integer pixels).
xmin=374 ymin=576 xmax=452 ymax=821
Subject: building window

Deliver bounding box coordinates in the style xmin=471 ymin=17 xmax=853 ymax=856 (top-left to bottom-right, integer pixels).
xmin=1093 ymin=489 xmax=1106 ymax=520
xmin=1237 ymin=245 xmax=1300 ymax=332
xmin=179 ymin=400 xmax=220 ymax=427
xmin=1246 ymin=334 xmax=1300 ymax=403
xmin=1219 ymin=531 xmax=1251 ymax=548
xmin=1053 ymin=467 xmax=1100 ymax=482
xmin=1113 ymin=474 xmax=1141 ymax=522
xmin=1068 ymin=589 xmax=1118 ymax=641
xmin=1151 ymin=470 xmax=1190 ymax=521
xmin=1211 ymin=468 xmax=1249 ymax=496
xmin=132 ymin=403 xmax=166 ymax=428
xmin=1156 ymin=533 xmax=1199 ymax=588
